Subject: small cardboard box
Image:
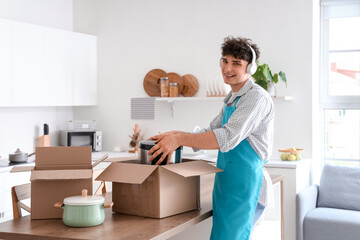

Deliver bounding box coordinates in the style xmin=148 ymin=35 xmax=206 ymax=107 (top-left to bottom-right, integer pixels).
xmin=96 ymin=160 xmax=222 ymax=218
xmin=11 ymin=146 xmax=107 ymax=220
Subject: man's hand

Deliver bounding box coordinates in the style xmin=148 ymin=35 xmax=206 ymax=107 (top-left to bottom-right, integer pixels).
xmin=148 ymin=130 xmax=219 ymax=165
xmin=149 ymin=131 xmax=185 ymax=140
xmin=148 ymin=131 xmax=184 ymax=165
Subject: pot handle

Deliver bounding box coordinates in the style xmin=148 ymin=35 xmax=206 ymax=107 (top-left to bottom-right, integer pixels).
xmin=104 ymin=202 xmax=114 ymax=208
xmin=28 ymin=152 xmax=35 ymax=157
xmin=54 ymin=202 xmax=64 ymax=209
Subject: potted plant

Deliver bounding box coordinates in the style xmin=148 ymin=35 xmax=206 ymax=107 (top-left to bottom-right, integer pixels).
xmin=252 ymin=62 xmax=287 ymax=97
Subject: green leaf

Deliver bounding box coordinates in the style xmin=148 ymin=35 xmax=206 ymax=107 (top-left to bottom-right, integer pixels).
xmin=273 ymin=73 xmax=279 ymax=84
xmin=252 ymin=62 xmax=287 ymax=90
xmin=262 ymin=64 xmax=273 ymax=82
xmin=256 ymin=79 xmax=268 ymax=90
xmin=279 ymin=71 xmax=287 ymax=86
xmin=253 ymin=64 xmax=272 ymax=82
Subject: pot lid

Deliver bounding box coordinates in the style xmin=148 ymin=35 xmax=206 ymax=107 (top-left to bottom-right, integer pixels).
xmin=10 ymin=148 xmax=27 ymax=156
xmin=64 ymin=195 xmax=105 ymax=206
xmin=139 ymin=140 xmax=156 ymax=150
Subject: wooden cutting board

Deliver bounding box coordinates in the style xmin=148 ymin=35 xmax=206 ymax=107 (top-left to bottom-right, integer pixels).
xmin=181 ymin=74 xmax=199 ymax=97
xmin=143 ymin=69 xmax=167 ymax=97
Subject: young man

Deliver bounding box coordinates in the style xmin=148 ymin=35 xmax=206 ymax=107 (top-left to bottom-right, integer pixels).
xmin=148 ymin=36 xmax=274 ymax=240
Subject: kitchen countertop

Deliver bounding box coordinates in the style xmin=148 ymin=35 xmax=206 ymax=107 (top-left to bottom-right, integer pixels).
xmin=182 ymin=152 xmax=310 ymax=169
xmin=0 ymin=174 xmax=283 ymax=240
xmin=0 ymin=151 xmax=137 ymax=173
xmin=0 ymin=174 xmax=215 ymax=240
xmin=0 ymin=151 xmax=309 ymax=173
xmin=0 ymin=159 xmax=35 ymax=173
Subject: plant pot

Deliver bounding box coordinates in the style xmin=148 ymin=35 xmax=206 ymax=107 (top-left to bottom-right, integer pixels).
xmin=267 ymin=81 xmax=277 ymax=97
xmin=54 ymin=189 xmax=113 ymax=227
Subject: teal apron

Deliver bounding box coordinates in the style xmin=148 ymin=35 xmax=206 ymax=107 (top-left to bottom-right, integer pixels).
xmin=210 ymin=97 xmax=263 ymax=240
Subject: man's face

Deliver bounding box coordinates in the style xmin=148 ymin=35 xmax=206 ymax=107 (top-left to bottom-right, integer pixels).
xmin=220 ymin=55 xmax=250 ymax=91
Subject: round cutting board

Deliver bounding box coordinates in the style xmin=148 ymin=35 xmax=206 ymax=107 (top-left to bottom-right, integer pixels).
xmin=181 ymin=74 xmax=199 ymax=97
xmin=143 ymin=69 xmax=167 ymax=96
xmin=166 ymin=72 xmax=184 ymax=93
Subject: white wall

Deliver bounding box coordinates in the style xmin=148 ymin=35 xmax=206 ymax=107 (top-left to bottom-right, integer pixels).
xmin=0 ymin=0 xmax=73 ymax=157
xmin=73 ymin=0 xmax=313 ymax=160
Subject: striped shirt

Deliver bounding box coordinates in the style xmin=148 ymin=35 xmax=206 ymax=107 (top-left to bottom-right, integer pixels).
xmin=200 ymin=77 xmax=274 ymax=207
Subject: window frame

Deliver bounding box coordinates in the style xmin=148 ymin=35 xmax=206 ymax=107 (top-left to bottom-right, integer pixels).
xmin=320 ymin=0 xmax=360 ymax=166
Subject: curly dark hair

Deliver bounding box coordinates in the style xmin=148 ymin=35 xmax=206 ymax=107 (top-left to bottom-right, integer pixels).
xmin=221 ymin=36 xmax=260 ymax=63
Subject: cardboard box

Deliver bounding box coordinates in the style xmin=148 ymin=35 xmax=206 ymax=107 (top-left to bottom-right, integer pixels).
xmin=11 ymin=146 xmax=107 ymax=220
xmin=96 ymin=160 xmax=222 ymax=218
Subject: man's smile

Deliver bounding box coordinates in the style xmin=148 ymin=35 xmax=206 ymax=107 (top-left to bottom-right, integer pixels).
xmin=224 ymin=73 xmax=236 ymax=77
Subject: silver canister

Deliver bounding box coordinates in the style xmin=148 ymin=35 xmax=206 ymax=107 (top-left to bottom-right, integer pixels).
xmin=138 ymin=140 xmax=182 ymax=165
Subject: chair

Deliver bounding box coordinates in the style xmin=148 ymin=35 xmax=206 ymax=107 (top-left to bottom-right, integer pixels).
xmin=11 ymin=183 xmax=31 ymax=219
xmin=297 ymin=164 xmax=360 ymax=240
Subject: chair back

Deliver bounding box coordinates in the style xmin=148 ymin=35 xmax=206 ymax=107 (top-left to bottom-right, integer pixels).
xmin=11 ymin=183 xmax=31 ymax=219
xmin=318 ymin=164 xmax=360 ymax=211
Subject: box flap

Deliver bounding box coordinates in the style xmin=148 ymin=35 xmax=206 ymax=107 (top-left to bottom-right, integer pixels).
xmin=96 ymin=163 xmax=158 ymax=184
xmin=11 ymin=165 xmax=35 ymax=173
xmin=92 ymin=154 xmax=108 ymax=168
xmin=35 ymin=146 xmax=91 ymax=170
xmin=30 ymin=169 xmax=93 ymax=181
xmin=105 ymin=155 xmax=138 ymax=162
xmin=161 ymin=160 xmax=222 ymax=177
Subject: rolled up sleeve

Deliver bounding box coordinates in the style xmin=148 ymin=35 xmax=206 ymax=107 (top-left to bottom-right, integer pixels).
xmin=214 ymin=94 xmax=271 ymax=153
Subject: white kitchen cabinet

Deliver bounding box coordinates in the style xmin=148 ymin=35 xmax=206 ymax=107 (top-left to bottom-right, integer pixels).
xmin=44 ymin=27 xmax=73 ymax=106
xmin=264 ymin=159 xmax=311 ymax=240
xmin=12 ymin=22 xmax=45 ymax=106
xmin=0 ymin=18 xmax=97 ymax=107
xmin=0 ymin=19 xmax=12 ymax=106
xmin=72 ymin=32 xmax=97 ymax=106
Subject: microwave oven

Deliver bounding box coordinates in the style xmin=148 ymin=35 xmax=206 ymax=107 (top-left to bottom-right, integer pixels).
xmin=59 ymin=130 xmax=102 ymax=152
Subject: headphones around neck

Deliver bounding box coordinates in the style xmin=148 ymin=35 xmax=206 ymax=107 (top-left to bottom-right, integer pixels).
xmin=246 ymin=44 xmax=257 ymax=75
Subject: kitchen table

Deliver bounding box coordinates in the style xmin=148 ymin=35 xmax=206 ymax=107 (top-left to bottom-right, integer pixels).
xmin=0 ymin=174 xmax=283 ymax=240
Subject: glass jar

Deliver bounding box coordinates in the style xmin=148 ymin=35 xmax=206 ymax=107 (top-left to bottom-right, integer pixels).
xmin=160 ymin=77 xmax=169 ymax=97
xmin=169 ymin=82 xmax=179 ymax=97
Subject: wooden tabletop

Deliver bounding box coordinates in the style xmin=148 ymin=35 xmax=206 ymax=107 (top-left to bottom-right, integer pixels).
xmin=0 ymin=174 xmax=282 ymax=240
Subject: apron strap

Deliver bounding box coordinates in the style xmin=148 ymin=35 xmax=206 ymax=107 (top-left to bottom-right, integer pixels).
xmin=234 ymin=96 xmax=241 ymax=107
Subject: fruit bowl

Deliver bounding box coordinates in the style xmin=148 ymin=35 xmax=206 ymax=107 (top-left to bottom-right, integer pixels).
xmin=278 ymin=148 xmax=304 ymax=161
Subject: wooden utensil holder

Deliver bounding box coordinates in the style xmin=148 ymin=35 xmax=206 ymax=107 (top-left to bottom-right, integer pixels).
xmin=37 ymin=135 xmax=51 ymax=147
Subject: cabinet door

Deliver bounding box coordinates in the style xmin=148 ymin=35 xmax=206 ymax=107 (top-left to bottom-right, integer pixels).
xmin=12 ymin=22 xmax=45 ymax=106
xmin=44 ymin=27 xmax=73 ymax=106
xmin=72 ymin=33 xmax=97 ymax=106
xmin=0 ymin=19 xmax=12 ymax=106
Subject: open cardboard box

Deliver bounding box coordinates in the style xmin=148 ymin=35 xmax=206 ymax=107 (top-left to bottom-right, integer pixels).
xmin=96 ymin=159 xmax=222 ymax=218
xmin=11 ymin=146 xmax=107 ymax=220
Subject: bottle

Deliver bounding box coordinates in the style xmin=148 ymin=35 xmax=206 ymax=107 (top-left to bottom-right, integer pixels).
xmin=169 ymin=82 xmax=179 ymax=97
xmin=160 ymin=77 xmax=169 ymax=97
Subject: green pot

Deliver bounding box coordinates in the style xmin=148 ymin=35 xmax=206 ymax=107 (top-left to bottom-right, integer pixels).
xmin=55 ymin=189 xmax=113 ymax=228
xmin=62 ymin=203 xmax=105 ymax=227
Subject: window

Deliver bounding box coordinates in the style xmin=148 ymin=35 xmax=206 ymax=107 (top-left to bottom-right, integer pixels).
xmin=321 ymin=0 xmax=360 ymax=166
